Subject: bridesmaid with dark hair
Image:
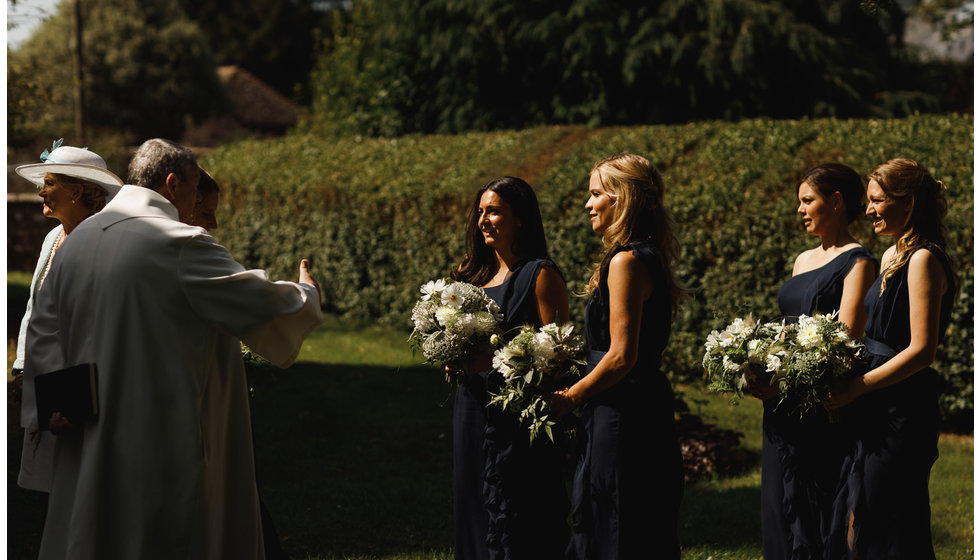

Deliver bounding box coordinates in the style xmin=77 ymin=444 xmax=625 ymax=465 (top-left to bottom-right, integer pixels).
xmin=550 ymin=153 xmax=684 ymax=560
xmin=753 ymin=163 xmax=876 ymax=559
xmin=451 ymin=176 xmax=570 ymax=560
xmin=825 ymin=159 xmax=957 ymax=559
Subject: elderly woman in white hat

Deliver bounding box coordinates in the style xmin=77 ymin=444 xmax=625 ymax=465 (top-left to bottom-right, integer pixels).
xmin=11 ymin=139 xmax=123 ymax=493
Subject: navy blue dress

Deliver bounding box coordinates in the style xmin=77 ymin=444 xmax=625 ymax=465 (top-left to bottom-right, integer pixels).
xmin=765 ymin=247 xmax=875 ymax=560
xmin=567 ymin=242 xmax=683 ymax=560
xmin=454 ymin=259 xmax=570 ymax=560
xmin=830 ymin=244 xmax=955 ymax=560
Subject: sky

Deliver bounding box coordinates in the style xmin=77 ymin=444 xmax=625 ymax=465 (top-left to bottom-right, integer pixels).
xmin=7 ymin=0 xmax=62 ymax=50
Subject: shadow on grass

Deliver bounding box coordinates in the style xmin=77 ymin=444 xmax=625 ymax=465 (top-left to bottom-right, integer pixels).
xmin=679 ymin=480 xmax=762 ymax=551
xmin=250 ymin=360 xmax=767 ymax=557
xmin=7 ymin=359 xmax=766 ymax=559
xmin=6 ymin=362 xmax=457 ymax=560
xmin=247 ymin=361 xmax=456 ymax=558
xmin=38 ymin=359 xmax=970 ymax=559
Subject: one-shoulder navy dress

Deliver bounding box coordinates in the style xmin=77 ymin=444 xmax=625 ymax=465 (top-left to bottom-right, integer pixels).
xmin=567 ymin=242 xmax=683 ymax=560
xmin=766 ymin=247 xmax=875 ymax=560
xmin=454 ymin=258 xmax=570 ymax=560
xmin=829 ymin=244 xmax=955 ymax=560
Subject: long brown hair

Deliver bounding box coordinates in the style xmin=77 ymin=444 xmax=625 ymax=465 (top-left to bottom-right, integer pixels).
xmin=585 ymin=153 xmax=684 ymax=317
xmin=453 ymin=176 xmax=549 ymax=286
xmin=870 ymin=158 xmax=954 ymax=293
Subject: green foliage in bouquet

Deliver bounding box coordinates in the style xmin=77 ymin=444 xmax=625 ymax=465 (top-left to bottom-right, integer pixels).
xmin=407 ymin=279 xmax=502 ymax=381
xmin=241 ymin=342 xmax=270 ymax=366
xmin=772 ymin=313 xmax=863 ymax=417
xmin=702 ymin=315 xmax=786 ymax=402
xmin=489 ymin=323 xmax=585 ymax=444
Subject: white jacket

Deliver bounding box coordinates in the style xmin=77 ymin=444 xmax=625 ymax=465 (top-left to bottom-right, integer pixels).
xmin=25 ymin=185 xmax=322 ymax=560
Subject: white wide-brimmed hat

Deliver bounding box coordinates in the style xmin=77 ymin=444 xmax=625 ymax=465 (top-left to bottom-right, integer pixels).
xmin=15 ymin=141 xmax=124 ymax=198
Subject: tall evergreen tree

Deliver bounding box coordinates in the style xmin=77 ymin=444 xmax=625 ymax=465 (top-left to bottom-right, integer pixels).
xmin=309 ymin=0 xmax=953 ymax=136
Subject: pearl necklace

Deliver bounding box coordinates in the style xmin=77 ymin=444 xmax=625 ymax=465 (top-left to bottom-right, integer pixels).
xmin=38 ymin=229 xmax=66 ymax=291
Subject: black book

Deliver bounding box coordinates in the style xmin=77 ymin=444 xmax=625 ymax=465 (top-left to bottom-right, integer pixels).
xmin=34 ymin=363 xmax=99 ymax=431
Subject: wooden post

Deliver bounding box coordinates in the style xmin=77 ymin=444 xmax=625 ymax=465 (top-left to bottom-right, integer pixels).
xmin=72 ymin=0 xmax=84 ymax=143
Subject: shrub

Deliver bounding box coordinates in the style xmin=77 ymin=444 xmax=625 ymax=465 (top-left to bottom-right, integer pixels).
xmin=202 ymin=114 xmax=973 ymax=430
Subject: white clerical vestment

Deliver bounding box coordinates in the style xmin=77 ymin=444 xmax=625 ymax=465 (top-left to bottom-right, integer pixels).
xmin=24 ymin=185 xmax=322 ymax=560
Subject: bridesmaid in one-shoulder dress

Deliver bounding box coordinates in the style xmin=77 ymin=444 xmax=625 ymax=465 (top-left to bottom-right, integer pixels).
xmin=551 ymin=153 xmax=684 ymax=560
xmin=451 ymin=176 xmax=570 ymax=560
xmin=825 ymin=159 xmax=957 ymax=560
xmin=758 ymin=164 xmax=876 ymax=559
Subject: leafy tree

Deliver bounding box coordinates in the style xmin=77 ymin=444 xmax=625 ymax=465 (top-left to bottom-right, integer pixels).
xmin=175 ymin=0 xmax=326 ymax=100
xmin=308 ymin=0 xmax=964 ymax=136
xmin=305 ymin=2 xmax=412 ymax=136
xmin=8 ymin=0 xmax=225 ymax=143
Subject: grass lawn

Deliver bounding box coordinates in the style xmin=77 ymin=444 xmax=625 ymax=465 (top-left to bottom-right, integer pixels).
xmin=5 ymin=314 xmax=973 ymax=560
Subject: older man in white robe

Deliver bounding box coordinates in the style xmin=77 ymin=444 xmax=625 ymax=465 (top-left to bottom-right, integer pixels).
xmin=24 ymin=138 xmax=322 ymax=560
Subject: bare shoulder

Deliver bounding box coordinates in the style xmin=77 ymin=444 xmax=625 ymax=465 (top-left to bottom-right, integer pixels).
xmin=906 ymin=247 xmax=949 ymax=296
xmin=848 ymin=255 xmax=877 ymax=275
xmin=843 ymin=256 xmax=877 ymax=293
xmin=608 ymin=250 xmax=654 ymax=294
xmin=880 ymin=245 xmax=898 ymax=272
xmin=609 ymin=249 xmax=642 ymax=272
xmin=909 ymin=246 xmax=947 ymax=275
xmin=792 ymin=248 xmax=817 ymax=274
xmin=535 ymin=262 xmax=566 ymax=290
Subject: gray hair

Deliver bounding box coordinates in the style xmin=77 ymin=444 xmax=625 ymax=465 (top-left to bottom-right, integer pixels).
xmin=127 ymin=138 xmax=197 ymax=191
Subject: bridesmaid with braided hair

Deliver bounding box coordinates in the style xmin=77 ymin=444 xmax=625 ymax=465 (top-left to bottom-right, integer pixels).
xmin=824 ymin=159 xmax=958 ymax=559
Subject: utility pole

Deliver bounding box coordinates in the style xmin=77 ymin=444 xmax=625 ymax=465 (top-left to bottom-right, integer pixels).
xmin=72 ymin=0 xmax=85 ymax=143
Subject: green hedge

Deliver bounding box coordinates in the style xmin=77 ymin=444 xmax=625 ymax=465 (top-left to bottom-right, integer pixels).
xmin=201 ymin=115 xmax=973 ymax=430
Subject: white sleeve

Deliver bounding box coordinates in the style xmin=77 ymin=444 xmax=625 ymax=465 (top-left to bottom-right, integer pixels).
xmin=178 ymin=233 xmax=323 ymax=368
xmin=14 ymin=225 xmax=64 ymax=371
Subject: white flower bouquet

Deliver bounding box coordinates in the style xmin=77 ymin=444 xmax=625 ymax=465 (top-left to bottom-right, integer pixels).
xmin=771 ymin=312 xmax=864 ymax=418
xmin=408 ymin=278 xmax=503 ymax=379
xmin=702 ymin=315 xmax=787 ymax=400
xmin=488 ymin=322 xmax=586 ymax=444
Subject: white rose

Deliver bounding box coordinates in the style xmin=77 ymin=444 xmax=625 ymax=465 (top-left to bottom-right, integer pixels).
xmin=453 ymin=313 xmax=480 ymax=337
xmin=435 ymin=306 xmax=457 ymax=327
xmin=705 ymin=330 xmax=724 ymax=350
xmin=728 ymin=316 xmax=756 ymax=338
xmin=532 ymin=332 xmax=558 ymax=357
xmin=797 ymin=323 xmax=822 ymax=347
xmin=492 ymin=348 xmax=513 ymax=378
xmin=766 ymin=354 xmax=782 ymax=373
xmin=719 ymin=331 xmax=738 ymax=347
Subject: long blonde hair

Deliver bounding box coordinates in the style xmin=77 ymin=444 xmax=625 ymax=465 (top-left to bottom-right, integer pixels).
xmin=585 ymin=153 xmax=684 ymax=316
xmin=871 ymin=158 xmax=953 ymax=293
